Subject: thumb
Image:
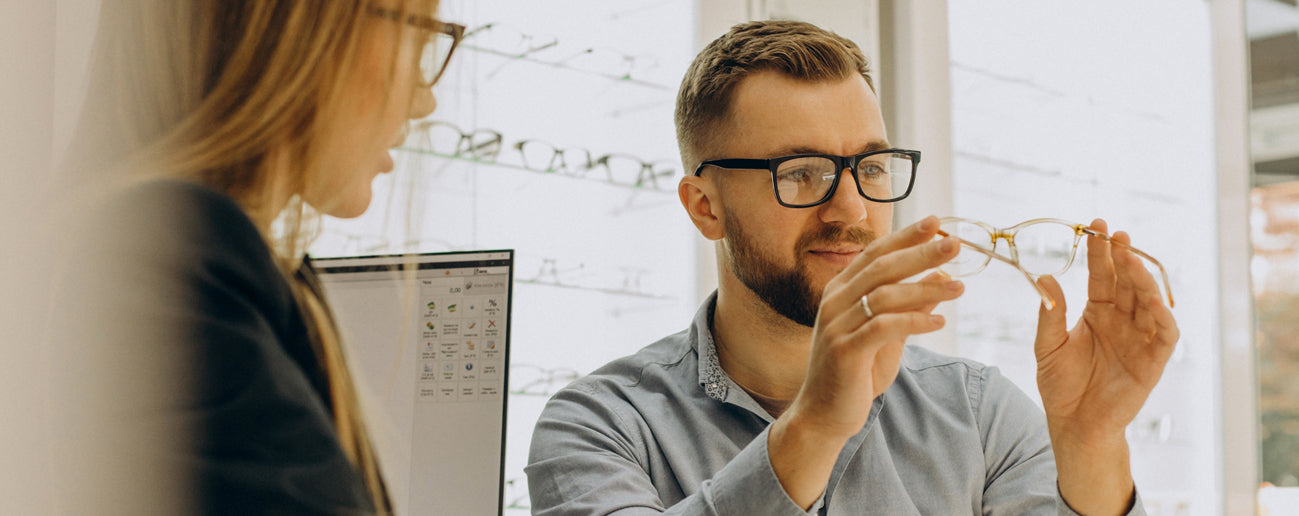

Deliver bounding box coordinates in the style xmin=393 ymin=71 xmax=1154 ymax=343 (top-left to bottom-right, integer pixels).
xmin=1034 ymin=275 xmax=1068 ymax=361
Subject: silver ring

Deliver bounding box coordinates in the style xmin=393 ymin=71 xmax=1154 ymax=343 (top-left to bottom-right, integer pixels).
xmin=861 ymin=295 xmax=875 ymax=319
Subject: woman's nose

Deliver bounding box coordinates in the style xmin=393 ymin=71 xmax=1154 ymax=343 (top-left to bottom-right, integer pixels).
xmin=409 ymin=85 xmax=437 ymax=120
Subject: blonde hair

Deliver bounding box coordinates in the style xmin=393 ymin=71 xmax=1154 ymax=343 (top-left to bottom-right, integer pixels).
xmin=673 ymin=20 xmax=874 ymax=168
xmin=62 ymin=0 xmax=439 ymax=511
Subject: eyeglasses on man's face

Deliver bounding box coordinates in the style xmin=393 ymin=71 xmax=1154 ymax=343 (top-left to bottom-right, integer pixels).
xmin=367 ymin=5 xmax=465 ymax=86
xmin=692 ymin=149 xmax=921 ymax=208
xmin=936 ymin=217 xmax=1175 ymax=310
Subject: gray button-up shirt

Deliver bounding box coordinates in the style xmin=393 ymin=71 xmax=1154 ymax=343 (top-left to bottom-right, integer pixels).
xmin=526 ymin=293 xmax=1143 ymax=515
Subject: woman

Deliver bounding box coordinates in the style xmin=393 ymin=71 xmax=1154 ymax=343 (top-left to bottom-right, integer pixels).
xmin=49 ymin=1 xmax=461 ymax=513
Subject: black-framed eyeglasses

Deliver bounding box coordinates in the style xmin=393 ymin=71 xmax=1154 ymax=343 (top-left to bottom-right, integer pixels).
xmin=367 ymin=5 xmax=466 ymax=86
xmin=412 ymin=120 xmax=502 ymax=161
xmin=692 ymin=149 xmax=921 ymax=208
xmin=513 ymin=139 xmax=592 ymax=174
xmin=596 ymin=154 xmax=677 ymax=189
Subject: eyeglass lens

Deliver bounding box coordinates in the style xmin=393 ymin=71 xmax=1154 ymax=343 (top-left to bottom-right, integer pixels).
xmin=420 ymin=123 xmax=501 ymax=160
xmin=774 ymin=152 xmax=914 ymax=206
xmin=421 ymin=32 xmax=457 ymax=84
xmin=516 ymin=141 xmax=590 ymax=173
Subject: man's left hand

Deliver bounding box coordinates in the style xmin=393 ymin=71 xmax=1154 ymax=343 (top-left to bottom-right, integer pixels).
xmin=1034 ymin=218 xmax=1179 ymax=515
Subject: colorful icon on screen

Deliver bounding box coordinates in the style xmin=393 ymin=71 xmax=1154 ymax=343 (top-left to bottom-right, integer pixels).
xmin=427 ymin=301 xmax=436 ymax=310
xmin=448 ymin=304 xmax=457 ymax=313
xmin=465 ymin=363 xmax=474 ymax=371
xmin=426 ymin=322 xmax=435 ymax=330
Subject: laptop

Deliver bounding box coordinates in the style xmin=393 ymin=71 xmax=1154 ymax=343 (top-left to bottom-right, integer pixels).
xmin=315 ymin=250 xmax=513 ymax=516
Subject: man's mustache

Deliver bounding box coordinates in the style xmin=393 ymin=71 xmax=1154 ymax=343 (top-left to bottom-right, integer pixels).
xmin=797 ymin=224 xmax=876 ymax=252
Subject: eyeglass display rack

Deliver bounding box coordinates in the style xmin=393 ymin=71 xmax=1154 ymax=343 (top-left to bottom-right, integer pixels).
xmin=396 ymin=146 xmax=679 ymax=194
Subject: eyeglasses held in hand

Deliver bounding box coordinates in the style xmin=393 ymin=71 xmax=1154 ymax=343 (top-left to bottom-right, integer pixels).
xmin=693 ymin=149 xmax=921 ymax=208
xmin=935 ymin=217 xmax=1175 ymax=310
xmin=367 ymin=6 xmax=465 ymax=86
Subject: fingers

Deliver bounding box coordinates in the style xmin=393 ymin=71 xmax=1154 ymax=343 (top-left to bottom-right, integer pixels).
xmin=837 ymin=312 xmax=947 ymax=353
xmin=824 ymin=233 xmax=961 ymax=320
xmin=1086 ymin=218 xmax=1117 ymax=304
xmin=840 ymin=215 xmax=943 ymax=281
xmin=821 ymin=274 xmax=962 ymax=338
xmin=1034 ymin=275 xmax=1068 ymax=361
xmin=1110 ymin=230 xmax=1137 ymax=315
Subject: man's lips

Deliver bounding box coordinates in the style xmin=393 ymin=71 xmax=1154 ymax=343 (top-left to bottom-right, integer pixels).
xmin=806 ymin=247 xmax=863 ymax=268
xmin=807 ymin=246 xmax=864 ymax=255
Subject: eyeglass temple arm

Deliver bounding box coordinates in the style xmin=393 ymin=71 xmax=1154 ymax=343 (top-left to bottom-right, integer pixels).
xmin=1077 ymin=228 xmax=1176 ymax=308
xmin=936 ymin=229 xmax=1057 ymax=310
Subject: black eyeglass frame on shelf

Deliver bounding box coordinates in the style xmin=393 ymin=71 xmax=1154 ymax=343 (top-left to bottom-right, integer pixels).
xmin=366 ymin=5 xmax=466 ymax=86
xmin=692 ymin=149 xmax=921 ymax=208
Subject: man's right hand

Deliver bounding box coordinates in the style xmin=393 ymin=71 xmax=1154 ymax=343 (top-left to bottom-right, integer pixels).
xmin=767 ymin=215 xmax=964 ymax=508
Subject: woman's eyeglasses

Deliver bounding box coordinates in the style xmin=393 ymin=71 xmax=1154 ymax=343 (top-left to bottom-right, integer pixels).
xmin=367 ymin=5 xmax=466 ymax=86
xmin=936 ymin=217 xmax=1175 ymax=310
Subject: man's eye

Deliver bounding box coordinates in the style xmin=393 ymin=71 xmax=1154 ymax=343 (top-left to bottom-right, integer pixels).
xmin=859 ymin=163 xmax=887 ymax=178
xmin=777 ymin=169 xmax=812 ymax=182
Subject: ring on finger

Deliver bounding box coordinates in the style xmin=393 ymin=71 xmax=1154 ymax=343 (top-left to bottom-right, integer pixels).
xmin=861 ymin=295 xmax=875 ymax=319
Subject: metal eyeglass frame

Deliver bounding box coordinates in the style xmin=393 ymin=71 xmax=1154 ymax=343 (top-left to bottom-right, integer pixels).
xmin=692 ymin=149 xmax=921 ymax=208
xmin=936 ymin=217 xmax=1175 ymax=310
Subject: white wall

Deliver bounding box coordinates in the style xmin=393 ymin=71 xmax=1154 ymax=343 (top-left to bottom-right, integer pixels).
xmin=946 ymin=1 xmax=1221 ymax=513
xmin=1 ymin=2 xmax=56 ymax=514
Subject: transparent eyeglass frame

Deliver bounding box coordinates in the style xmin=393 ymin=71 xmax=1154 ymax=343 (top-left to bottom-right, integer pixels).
xmin=936 ymin=217 xmax=1175 ymax=310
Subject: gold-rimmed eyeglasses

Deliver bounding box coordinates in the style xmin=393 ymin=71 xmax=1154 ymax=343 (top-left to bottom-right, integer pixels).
xmin=936 ymin=217 xmax=1175 ymax=310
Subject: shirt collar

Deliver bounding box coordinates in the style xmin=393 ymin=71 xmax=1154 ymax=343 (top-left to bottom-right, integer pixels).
xmin=688 ymin=291 xmax=731 ymax=403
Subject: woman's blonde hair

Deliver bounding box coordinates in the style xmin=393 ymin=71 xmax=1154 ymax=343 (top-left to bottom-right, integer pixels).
xmin=63 ymin=0 xmax=439 ymax=511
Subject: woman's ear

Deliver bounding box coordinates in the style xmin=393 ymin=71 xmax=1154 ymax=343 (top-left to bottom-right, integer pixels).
xmin=678 ymin=174 xmax=725 ymax=241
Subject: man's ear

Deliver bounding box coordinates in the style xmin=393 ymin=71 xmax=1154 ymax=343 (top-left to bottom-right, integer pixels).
xmin=678 ymin=174 xmax=725 ymax=241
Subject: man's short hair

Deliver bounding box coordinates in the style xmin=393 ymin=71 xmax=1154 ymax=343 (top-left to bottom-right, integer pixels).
xmin=674 ymin=20 xmax=874 ymax=169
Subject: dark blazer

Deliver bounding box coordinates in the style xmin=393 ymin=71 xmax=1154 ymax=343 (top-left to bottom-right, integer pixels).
xmin=51 ymin=180 xmax=374 ymax=515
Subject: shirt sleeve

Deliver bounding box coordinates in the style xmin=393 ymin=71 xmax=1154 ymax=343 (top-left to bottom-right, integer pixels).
xmin=1057 ymin=484 xmax=1146 ymax=516
xmin=525 ymin=380 xmax=815 ymax=516
xmin=974 ymin=366 xmax=1146 ymax=516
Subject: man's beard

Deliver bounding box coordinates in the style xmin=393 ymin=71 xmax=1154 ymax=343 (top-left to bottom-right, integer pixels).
xmin=723 ymin=207 xmax=877 ymax=327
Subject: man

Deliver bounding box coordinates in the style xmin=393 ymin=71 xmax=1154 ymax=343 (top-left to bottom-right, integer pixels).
xmin=526 ymin=20 xmax=1178 ymax=515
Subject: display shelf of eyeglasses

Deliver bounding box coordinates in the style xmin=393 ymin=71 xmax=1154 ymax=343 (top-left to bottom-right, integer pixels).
xmin=459 ymin=22 xmax=671 ymax=91
xmin=400 ymin=121 xmax=680 ymax=194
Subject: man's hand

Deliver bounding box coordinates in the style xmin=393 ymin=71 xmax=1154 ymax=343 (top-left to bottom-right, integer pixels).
xmin=1034 ymin=219 xmax=1180 ymax=515
xmin=768 ymin=215 xmax=964 ymax=508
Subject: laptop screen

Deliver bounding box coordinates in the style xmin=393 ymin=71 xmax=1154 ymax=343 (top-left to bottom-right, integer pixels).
xmin=315 ymin=250 xmax=513 ymax=516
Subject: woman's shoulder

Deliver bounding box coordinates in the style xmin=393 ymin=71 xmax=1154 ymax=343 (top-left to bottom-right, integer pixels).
xmin=97 ymin=179 xmax=266 ymax=253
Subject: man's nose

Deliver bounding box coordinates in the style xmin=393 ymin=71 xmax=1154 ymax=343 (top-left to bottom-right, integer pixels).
xmin=817 ymin=168 xmax=868 ymax=225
